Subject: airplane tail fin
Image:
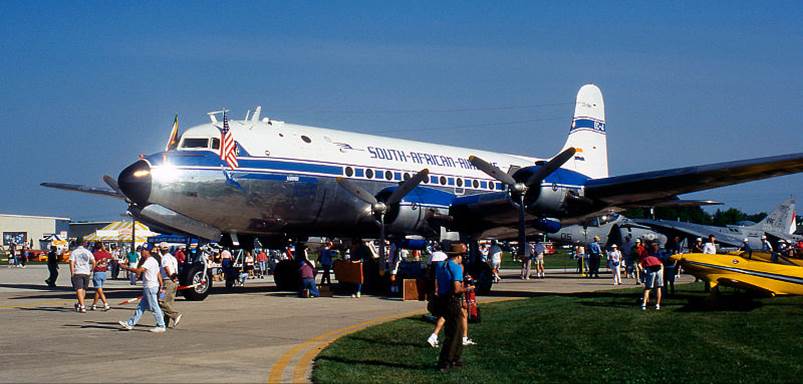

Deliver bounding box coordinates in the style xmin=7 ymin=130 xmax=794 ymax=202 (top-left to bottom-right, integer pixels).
xmin=753 ymin=198 xmax=796 ymax=235
xmin=561 ymin=84 xmax=608 ymax=179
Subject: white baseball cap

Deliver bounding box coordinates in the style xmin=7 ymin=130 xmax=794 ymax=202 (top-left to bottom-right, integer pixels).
xmin=430 ymin=251 xmax=447 ymax=263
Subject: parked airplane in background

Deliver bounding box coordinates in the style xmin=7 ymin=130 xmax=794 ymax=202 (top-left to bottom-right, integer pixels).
xmin=547 ymin=213 xmax=668 ymax=247
xmin=43 ymin=84 xmax=803 ymax=297
xmin=672 ymin=252 xmax=803 ymax=296
xmin=635 ymin=198 xmax=796 ymax=249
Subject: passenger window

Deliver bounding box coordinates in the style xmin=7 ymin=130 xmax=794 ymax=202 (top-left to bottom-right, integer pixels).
xmin=211 ymin=138 xmax=220 ymax=150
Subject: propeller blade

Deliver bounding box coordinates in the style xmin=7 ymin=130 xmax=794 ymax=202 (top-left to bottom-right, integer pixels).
xmin=336 ymin=177 xmax=378 ymax=206
xmin=103 ymin=175 xmax=123 ymax=195
xmin=468 ymin=155 xmax=518 ymax=186
xmin=525 ymin=147 xmax=577 ymax=187
xmin=385 ymin=169 xmax=429 ymax=205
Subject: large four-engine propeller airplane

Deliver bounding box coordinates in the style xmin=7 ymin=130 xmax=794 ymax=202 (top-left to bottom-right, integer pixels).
xmin=43 ymin=84 xmax=803 ymax=266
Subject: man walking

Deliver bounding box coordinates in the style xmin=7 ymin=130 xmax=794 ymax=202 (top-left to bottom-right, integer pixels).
xmin=158 ymin=243 xmax=182 ymax=328
xmin=69 ymin=243 xmax=95 ymax=313
xmin=436 ymin=243 xmax=473 ymax=372
xmin=118 ymin=247 xmax=167 ymax=332
xmin=534 ymin=240 xmax=546 ymax=278
xmin=45 ymin=246 xmax=60 ymax=288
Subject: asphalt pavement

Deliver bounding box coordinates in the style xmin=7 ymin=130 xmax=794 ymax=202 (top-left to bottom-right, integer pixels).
xmin=0 ymin=264 xmax=685 ymax=383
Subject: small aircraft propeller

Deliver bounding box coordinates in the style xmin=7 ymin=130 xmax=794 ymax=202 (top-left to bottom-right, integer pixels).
xmin=337 ymin=168 xmax=430 ymax=261
xmin=469 ymin=147 xmax=577 ymax=257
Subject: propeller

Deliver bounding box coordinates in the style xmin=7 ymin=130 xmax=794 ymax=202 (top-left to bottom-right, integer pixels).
xmin=469 ymin=147 xmax=577 ymax=257
xmin=337 ymin=168 xmax=430 ymax=262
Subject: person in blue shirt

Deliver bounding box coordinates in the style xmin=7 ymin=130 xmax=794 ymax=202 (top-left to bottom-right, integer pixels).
xmin=435 ymin=242 xmax=473 ymax=372
xmin=588 ymin=236 xmax=603 ymax=278
xmin=318 ymin=241 xmax=334 ymax=285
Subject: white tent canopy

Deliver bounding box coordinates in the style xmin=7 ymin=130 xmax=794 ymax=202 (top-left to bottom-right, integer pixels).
xmin=84 ymin=221 xmax=159 ymax=243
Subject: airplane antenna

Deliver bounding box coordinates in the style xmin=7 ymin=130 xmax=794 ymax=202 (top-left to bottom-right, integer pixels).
xmin=252 ymin=106 xmax=262 ymax=122
xmin=207 ymin=108 xmax=230 ymax=123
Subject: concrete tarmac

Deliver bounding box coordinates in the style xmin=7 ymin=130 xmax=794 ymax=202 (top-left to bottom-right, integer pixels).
xmin=0 ymin=265 xmax=689 ymax=383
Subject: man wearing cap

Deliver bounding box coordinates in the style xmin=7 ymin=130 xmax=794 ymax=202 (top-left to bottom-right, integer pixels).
xmin=436 ymin=243 xmax=473 ymax=372
xmin=118 ymin=247 xmax=167 ymax=332
xmin=157 ymin=242 xmax=182 ymax=328
xmin=739 ymin=238 xmax=752 ymax=260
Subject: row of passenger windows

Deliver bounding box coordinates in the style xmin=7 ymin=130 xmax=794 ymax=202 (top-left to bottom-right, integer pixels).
xmin=343 ymin=166 xmax=503 ymax=190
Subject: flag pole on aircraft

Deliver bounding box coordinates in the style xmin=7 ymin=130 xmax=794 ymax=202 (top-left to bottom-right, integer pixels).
xmin=165 ymin=114 xmax=180 ymax=151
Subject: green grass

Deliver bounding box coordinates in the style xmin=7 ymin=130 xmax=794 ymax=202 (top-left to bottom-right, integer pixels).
xmin=313 ymin=283 xmax=803 ymax=383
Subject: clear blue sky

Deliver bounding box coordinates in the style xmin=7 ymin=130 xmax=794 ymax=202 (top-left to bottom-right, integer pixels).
xmin=1 ymin=1 xmax=801 ymax=221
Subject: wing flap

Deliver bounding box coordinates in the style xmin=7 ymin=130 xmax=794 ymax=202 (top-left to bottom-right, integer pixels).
xmin=585 ymin=153 xmax=803 ymax=205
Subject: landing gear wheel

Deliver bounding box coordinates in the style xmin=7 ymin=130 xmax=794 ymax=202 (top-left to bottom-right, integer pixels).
xmin=273 ymin=259 xmax=300 ymax=291
xmin=181 ymin=266 xmax=211 ymax=301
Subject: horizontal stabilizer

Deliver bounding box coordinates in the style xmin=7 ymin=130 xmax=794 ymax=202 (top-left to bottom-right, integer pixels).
xmin=41 ymin=182 xmax=124 ymax=200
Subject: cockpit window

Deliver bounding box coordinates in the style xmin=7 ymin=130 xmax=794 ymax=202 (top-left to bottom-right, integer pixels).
xmin=181 ymin=138 xmax=210 ymax=149
xmin=211 ymin=138 xmax=220 ymax=150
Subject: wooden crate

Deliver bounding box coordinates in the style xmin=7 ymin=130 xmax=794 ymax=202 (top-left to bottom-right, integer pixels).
xmin=403 ymin=279 xmax=425 ymax=301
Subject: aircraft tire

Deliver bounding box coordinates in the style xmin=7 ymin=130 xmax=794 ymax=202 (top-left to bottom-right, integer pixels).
xmin=274 ymin=259 xmax=300 ymax=291
xmin=181 ymin=265 xmax=211 ymax=301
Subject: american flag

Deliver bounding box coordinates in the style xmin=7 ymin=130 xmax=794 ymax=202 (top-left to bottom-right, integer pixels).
xmin=219 ymin=110 xmax=239 ymax=169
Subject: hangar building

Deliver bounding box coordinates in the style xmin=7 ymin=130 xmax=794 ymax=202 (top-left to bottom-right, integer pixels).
xmin=0 ymin=213 xmax=70 ymax=250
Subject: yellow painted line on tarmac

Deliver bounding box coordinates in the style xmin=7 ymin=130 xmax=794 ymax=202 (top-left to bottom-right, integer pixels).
xmin=0 ymin=300 xmax=72 ymax=309
xmin=270 ymin=296 xmax=522 ymax=384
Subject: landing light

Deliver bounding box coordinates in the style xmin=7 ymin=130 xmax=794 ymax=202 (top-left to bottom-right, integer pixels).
xmin=132 ymin=169 xmax=151 ymax=178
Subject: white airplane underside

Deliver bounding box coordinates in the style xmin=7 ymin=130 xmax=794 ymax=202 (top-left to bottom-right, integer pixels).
xmin=43 ymin=85 xmax=803 ymax=249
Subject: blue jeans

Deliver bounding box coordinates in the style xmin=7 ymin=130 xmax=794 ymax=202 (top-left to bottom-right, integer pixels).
xmin=302 ymin=278 xmax=319 ymax=297
xmin=127 ymin=286 xmax=165 ymax=328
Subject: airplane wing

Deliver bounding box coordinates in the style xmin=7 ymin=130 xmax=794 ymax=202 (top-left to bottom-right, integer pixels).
xmin=40 ymin=182 xmax=125 ymax=200
xmin=634 ymin=218 xmax=744 ymax=247
xmin=584 ymin=153 xmax=803 ymax=206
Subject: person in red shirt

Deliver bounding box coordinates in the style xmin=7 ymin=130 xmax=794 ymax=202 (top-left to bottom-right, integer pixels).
xmin=174 ymin=246 xmax=186 ymax=265
xmin=91 ymin=244 xmax=112 ymax=311
xmin=256 ymin=250 xmax=268 ymax=278
xmin=639 ymin=243 xmax=664 ymax=310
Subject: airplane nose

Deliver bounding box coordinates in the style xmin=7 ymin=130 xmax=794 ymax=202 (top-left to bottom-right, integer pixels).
xmin=118 ymin=160 xmax=152 ymax=206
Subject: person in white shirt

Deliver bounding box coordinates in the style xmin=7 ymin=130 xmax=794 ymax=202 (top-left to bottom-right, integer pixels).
xmin=534 ymin=241 xmax=547 ymax=278
xmin=607 ymin=244 xmax=623 ymax=285
xmin=489 ymin=240 xmax=502 ymax=283
xmin=157 ymin=243 xmax=182 ymax=328
xmin=703 ymin=235 xmax=718 ymax=255
xmin=69 ymin=243 xmax=95 ymax=313
xmin=118 ymin=247 xmax=167 ymax=332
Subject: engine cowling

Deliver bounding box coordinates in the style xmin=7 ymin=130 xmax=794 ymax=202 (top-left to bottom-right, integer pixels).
xmin=532 ymin=217 xmax=561 ymax=233
xmin=376 ymin=187 xmax=453 ymax=236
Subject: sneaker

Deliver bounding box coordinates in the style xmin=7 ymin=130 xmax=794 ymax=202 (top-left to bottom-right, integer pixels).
xmin=103 ymin=304 xmax=111 ymax=311
xmin=90 ymin=305 xmax=96 ymax=311
xmin=463 ymin=338 xmax=477 ymax=346
xmin=655 ymin=304 xmax=661 ymax=310
xmin=79 ymin=306 xmax=86 ymax=313
xmin=118 ymin=321 xmax=133 ymax=330
xmin=74 ymin=303 xmax=80 ymax=312
xmin=356 ymin=292 xmax=361 ymax=298
xmin=641 ymin=304 xmax=647 ymax=311
xmin=172 ymin=313 xmax=182 ymax=329
xmin=150 ymin=327 xmax=166 ymax=333
xmin=427 ymin=335 xmax=438 ymax=348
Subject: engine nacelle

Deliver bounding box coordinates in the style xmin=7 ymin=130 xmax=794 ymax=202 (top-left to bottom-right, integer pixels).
xmin=525 ymin=186 xmax=571 ymax=217
xmin=532 ymin=217 xmax=561 ymax=233
xmin=377 ymin=186 xmax=453 ymax=237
